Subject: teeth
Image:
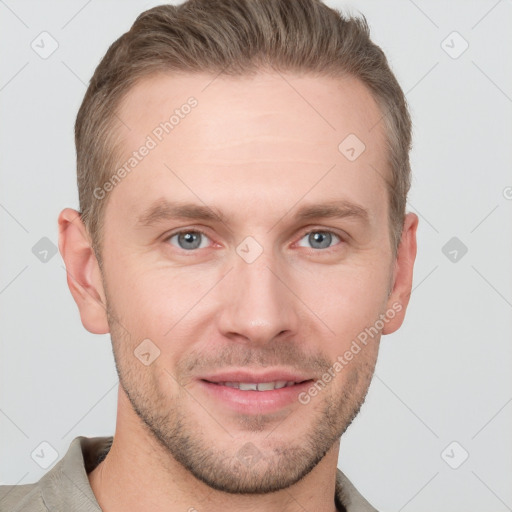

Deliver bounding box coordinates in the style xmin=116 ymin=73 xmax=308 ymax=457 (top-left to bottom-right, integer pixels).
xmin=239 ymin=382 xmax=258 ymax=391
xmin=255 ymin=382 xmax=275 ymax=391
xmin=220 ymin=381 xmax=297 ymax=391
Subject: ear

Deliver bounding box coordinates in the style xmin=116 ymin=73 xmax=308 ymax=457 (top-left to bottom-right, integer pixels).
xmin=58 ymin=208 xmax=110 ymax=334
xmin=382 ymin=212 xmax=418 ymax=335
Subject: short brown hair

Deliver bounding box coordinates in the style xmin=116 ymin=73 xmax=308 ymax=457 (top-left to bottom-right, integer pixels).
xmin=75 ymin=0 xmax=412 ymax=265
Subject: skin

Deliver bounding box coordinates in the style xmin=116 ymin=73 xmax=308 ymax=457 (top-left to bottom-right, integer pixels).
xmin=58 ymin=71 xmax=418 ymax=512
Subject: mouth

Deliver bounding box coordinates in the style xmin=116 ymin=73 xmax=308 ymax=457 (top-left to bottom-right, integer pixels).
xmin=197 ymin=370 xmax=315 ymax=415
xmin=203 ymin=380 xmax=310 ymax=391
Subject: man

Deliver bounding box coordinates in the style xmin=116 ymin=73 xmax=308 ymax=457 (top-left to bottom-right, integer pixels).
xmin=0 ymin=0 xmax=417 ymax=510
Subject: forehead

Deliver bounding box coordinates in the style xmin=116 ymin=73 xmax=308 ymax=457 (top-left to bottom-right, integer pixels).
xmin=117 ymin=70 xmax=385 ymax=152
xmin=107 ymin=71 xmax=389 ymax=226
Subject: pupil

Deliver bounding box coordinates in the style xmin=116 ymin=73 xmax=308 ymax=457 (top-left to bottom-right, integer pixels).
xmin=180 ymin=232 xmax=200 ymax=249
xmin=310 ymin=231 xmax=331 ymax=249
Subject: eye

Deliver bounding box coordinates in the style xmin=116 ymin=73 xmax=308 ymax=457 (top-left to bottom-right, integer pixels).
xmin=297 ymin=230 xmax=342 ymax=250
xmin=167 ymin=230 xmax=211 ymax=251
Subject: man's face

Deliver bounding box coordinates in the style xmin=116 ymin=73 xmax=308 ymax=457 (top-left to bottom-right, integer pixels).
xmin=98 ymin=71 xmax=400 ymax=493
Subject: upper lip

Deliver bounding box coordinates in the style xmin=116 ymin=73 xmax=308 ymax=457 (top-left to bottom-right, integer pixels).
xmin=200 ymin=369 xmax=314 ymax=384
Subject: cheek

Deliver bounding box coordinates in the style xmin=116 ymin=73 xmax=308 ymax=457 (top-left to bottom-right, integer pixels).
xmin=109 ymin=269 xmax=202 ymax=369
xmin=104 ymin=261 xmax=173 ymax=343
xmin=295 ymin=259 xmax=391 ymax=343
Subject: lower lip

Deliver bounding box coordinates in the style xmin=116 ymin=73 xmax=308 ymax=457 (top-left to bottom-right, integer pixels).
xmin=198 ymin=380 xmax=314 ymax=415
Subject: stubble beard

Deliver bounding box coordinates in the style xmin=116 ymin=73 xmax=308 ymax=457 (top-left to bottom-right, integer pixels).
xmin=106 ymin=302 xmax=378 ymax=495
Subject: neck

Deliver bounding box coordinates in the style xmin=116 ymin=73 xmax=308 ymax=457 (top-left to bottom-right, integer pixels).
xmin=88 ymin=390 xmax=341 ymax=512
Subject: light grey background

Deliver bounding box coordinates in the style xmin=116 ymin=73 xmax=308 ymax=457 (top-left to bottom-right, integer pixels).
xmin=1 ymin=1 xmax=511 ymax=511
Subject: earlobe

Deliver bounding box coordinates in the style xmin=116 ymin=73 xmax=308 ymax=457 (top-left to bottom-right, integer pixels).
xmin=382 ymin=212 xmax=419 ymax=335
xmin=58 ymin=208 xmax=110 ymax=335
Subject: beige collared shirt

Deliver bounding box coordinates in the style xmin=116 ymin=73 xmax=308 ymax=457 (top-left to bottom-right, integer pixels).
xmin=0 ymin=436 xmax=378 ymax=511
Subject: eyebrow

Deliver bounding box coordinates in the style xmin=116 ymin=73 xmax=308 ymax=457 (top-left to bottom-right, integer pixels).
xmin=136 ymin=200 xmax=227 ymax=226
xmin=294 ymin=201 xmax=369 ymax=224
xmin=136 ymin=199 xmax=370 ymax=227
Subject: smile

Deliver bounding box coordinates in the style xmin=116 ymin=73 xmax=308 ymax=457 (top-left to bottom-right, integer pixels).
xmin=199 ymin=377 xmax=314 ymax=415
xmin=210 ymin=381 xmax=306 ymax=391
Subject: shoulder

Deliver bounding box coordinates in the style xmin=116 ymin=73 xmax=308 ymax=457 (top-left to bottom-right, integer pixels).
xmin=336 ymin=468 xmax=380 ymax=512
xmin=0 ymin=435 xmax=112 ymax=512
xmin=0 ymin=481 xmax=48 ymax=511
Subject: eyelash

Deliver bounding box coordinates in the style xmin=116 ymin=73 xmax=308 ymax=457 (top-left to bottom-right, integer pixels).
xmin=164 ymin=227 xmax=344 ymax=253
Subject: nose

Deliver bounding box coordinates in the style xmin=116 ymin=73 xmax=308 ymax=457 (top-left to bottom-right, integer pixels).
xmin=216 ymin=247 xmax=300 ymax=346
